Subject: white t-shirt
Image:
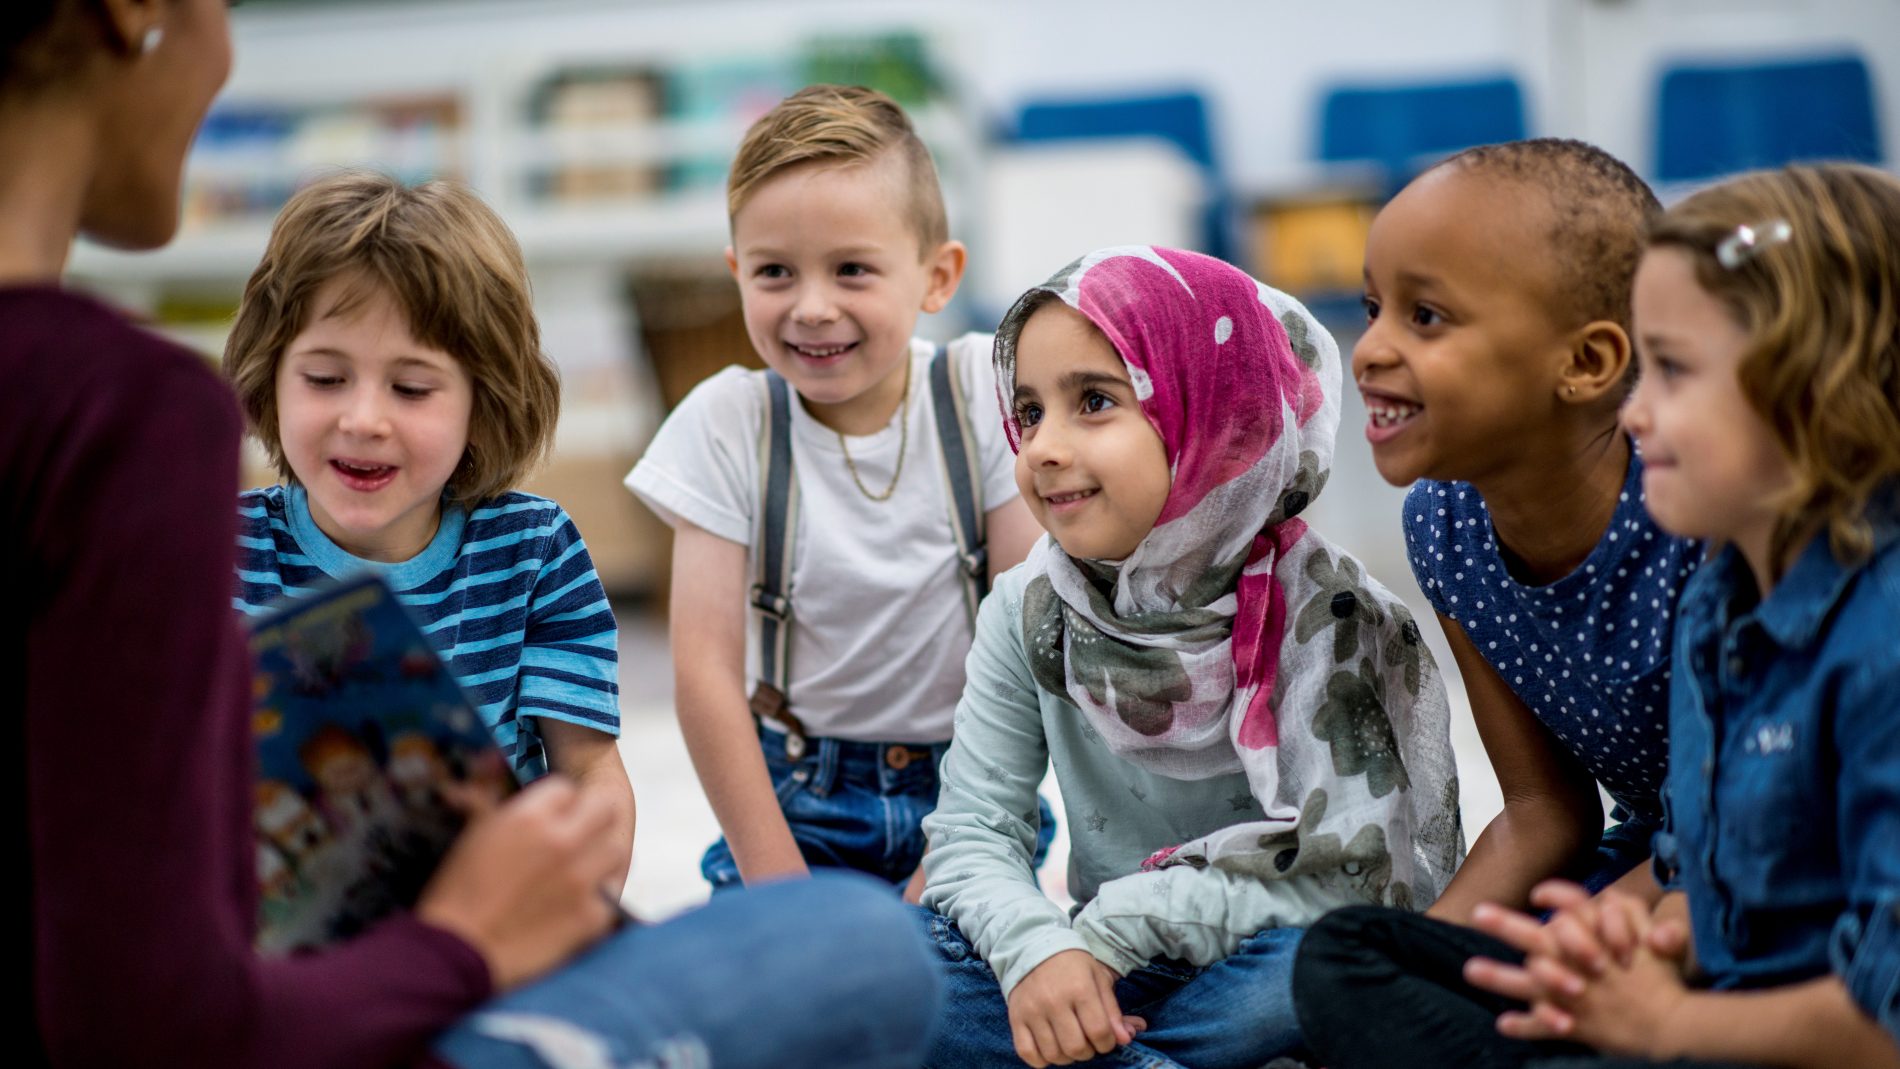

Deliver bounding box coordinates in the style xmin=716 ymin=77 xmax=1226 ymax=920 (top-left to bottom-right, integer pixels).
xmin=626 ymin=334 xmax=1019 ymax=743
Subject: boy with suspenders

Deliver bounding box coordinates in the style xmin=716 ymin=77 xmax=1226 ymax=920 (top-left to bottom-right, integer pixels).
xmin=627 ymin=86 xmax=1049 ymax=896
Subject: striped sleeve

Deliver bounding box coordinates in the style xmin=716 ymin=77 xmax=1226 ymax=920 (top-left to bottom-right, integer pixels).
xmin=515 ymin=507 xmax=621 ymax=736
xmin=232 ymin=487 xmax=313 ymax=616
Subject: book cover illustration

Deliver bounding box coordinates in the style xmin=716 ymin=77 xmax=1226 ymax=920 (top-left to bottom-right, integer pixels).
xmin=250 ymin=575 xmax=513 ymax=954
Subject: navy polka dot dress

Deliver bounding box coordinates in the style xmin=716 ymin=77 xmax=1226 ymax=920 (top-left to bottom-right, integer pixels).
xmin=1404 ymin=448 xmax=1700 ymax=870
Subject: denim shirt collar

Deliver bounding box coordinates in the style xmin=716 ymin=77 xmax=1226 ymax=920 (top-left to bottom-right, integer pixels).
xmin=1687 ymin=495 xmax=1900 ymax=651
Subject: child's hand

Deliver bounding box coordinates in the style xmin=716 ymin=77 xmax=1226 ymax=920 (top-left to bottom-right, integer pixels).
xmin=1463 ymin=884 xmax=1608 ymax=1007
xmin=1468 ymin=890 xmax=1690 ymax=1056
xmin=1466 ymin=883 xmax=1691 ymax=1006
xmin=417 ymin=776 xmax=621 ymax=992
xmin=1468 ymin=880 xmax=1623 ymax=989
xmin=1526 ymin=881 xmax=1689 ymax=973
xmin=1006 ymin=949 xmax=1140 ymax=1067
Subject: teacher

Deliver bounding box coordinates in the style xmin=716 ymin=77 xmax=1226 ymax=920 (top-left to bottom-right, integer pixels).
xmin=2 ymin=3 xmax=938 ymax=1067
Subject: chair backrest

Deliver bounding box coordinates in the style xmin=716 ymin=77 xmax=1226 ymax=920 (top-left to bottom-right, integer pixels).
xmin=1654 ymin=53 xmax=1882 ymax=183
xmin=1010 ymin=90 xmax=1230 ymax=260
xmin=1016 ymin=90 xmax=1217 ymax=172
xmin=1317 ymin=75 xmax=1526 ymax=188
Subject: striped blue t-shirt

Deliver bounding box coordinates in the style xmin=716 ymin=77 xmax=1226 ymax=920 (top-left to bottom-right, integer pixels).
xmin=234 ymin=484 xmax=620 ymax=779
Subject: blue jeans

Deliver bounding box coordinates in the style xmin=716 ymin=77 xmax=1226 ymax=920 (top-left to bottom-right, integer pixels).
xmin=703 ymin=725 xmax=1058 ymax=888
xmin=919 ymin=908 xmax=1308 ymax=1069
xmin=434 ymin=875 xmax=941 ymax=1069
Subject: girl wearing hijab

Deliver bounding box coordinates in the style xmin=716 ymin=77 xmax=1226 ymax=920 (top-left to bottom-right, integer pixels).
xmin=918 ymin=246 xmax=1464 ymax=1069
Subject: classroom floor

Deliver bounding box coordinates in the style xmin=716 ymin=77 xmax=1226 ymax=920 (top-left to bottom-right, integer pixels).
xmin=611 ymin=380 xmax=1505 ymax=920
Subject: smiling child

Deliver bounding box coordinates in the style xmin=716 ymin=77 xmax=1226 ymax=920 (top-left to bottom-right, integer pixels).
xmin=1352 ymin=140 xmax=1698 ymax=924
xmin=1298 ymin=161 xmax=1900 ymax=1069
xmin=919 ymin=247 xmax=1462 ymax=1069
xmin=225 ymin=172 xmax=633 ymax=879
xmin=626 ymin=85 xmax=1048 ymax=896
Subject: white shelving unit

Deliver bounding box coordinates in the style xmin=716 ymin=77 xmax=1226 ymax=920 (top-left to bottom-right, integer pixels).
xmin=69 ymin=6 xmax=983 ymax=288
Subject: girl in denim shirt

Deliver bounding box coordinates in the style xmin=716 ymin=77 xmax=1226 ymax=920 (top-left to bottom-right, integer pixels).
xmin=1300 ymin=164 xmax=1900 ymax=1068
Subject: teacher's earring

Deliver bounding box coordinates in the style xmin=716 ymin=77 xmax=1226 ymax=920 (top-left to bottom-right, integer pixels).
xmin=140 ymin=27 xmax=164 ymax=56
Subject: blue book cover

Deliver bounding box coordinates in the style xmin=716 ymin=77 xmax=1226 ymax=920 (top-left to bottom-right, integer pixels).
xmin=249 ymin=574 xmax=515 ymax=954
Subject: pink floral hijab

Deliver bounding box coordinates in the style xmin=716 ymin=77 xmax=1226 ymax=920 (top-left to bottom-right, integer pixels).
xmin=995 ymin=247 xmax=1461 ymax=907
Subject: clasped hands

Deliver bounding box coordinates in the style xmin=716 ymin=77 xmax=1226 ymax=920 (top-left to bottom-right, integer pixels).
xmin=1464 ymin=881 xmax=1694 ymax=1058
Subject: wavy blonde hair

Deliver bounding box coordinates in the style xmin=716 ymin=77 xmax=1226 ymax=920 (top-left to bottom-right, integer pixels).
xmin=225 ymin=172 xmax=559 ymax=508
xmin=1649 ymin=164 xmax=1900 ymax=570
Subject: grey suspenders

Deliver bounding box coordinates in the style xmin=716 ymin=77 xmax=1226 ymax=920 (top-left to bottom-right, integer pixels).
xmin=747 ymin=343 xmax=988 ymax=756
xmin=929 ymin=342 xmax=991 ymax=615
xmin=746 ymin=367 xmax=801 ymax=747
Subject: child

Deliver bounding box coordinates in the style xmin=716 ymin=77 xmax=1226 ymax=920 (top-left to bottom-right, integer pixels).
xmin=1351 ymin=139 xmax=1700 ymax=925
xmin=625 ymin=84 xmax=1046 ymax=894
xmin=225 ymin=172 xmax=634 ymax=877
xmin=919 ymin=247 xmax=1464 ymax=1068
xmin=1297 ymin=163 xmax=1900 ymax=1069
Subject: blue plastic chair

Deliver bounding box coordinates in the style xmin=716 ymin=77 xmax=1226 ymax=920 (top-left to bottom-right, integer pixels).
xmin=1654 ymin=53 xmax=1883 ymax=182
xmin=1011 ymin=90 xmax=1232 ymax=260
xmin=1317 ymin=75 xmax=1527 ymax=190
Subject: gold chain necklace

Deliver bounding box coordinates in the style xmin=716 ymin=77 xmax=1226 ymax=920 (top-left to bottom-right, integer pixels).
xmin=837 ymin=360 xmax=910 ymax=502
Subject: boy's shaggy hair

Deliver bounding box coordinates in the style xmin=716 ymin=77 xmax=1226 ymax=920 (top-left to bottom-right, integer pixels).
xmin=1441 ymin=137 xmax=1662 ymax=341
xmin=1650 ymin=163 xmax=1900 ymax=571
xmin=726 ymin=83 xmax=948 ymax=254
xmin=224 ymin=171 xmax=560 ymax=508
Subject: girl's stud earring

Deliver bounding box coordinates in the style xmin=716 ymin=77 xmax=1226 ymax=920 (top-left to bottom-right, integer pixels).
xmin=140 ymin=27 xmax=164 ymax=56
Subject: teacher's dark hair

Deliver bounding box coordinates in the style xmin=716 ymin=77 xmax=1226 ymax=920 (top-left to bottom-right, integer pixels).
xmin=1 ymin=1 xmax=108 ymax=98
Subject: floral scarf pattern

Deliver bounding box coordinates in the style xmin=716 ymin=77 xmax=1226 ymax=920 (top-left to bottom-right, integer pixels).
xmin=995 ymin=247 xmax=1462 ymax=907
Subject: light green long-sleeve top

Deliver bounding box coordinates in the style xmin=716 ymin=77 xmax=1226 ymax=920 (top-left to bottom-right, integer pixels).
xmin=921 ymin=567 xmax=1364 ymax=997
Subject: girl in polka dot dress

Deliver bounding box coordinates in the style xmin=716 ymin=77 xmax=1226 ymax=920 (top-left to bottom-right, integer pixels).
xmin=1297 ymin=162 xmax=1900 ymax=1069
xmin=1350 ymin=139 xmax=1700 ymax=926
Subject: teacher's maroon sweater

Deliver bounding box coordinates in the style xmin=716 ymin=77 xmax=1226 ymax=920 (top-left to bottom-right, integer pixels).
xmin=3 ymin=287 xmax=490 ymax=1067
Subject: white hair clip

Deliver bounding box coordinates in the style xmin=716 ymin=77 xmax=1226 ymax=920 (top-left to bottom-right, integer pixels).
xmin=1715 ymin=219 xmax=1792 ymax=270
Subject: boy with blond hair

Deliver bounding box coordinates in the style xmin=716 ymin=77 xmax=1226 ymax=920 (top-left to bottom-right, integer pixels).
xmin=627 ymin=84 xmax=1046 ymax=896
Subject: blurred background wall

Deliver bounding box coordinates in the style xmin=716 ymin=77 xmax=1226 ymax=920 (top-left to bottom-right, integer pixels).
xmin=72 ymin=0 xmax=1898 ymax=914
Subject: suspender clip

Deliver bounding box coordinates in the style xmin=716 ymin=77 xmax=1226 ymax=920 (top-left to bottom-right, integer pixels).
xmin=960 ymin=548 xmax=989 ymax=581
xmin=749 ymin=584 xmax=791 ymax=620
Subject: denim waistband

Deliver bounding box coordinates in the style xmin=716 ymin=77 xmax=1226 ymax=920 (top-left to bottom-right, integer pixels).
xmin=759 ymin=722 xmax=948 ymax=797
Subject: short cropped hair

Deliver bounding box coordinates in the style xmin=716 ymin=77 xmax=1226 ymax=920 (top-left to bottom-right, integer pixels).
xmin=726 ymin=83 xmax=948 ymax=254
xmin=224 ymin=172 xmax=560 ymax=508
xmin=1439 ymin=138 xmax=1661 ymax=337
xmin=1649 ymin=164 xmax=1900 ymax=571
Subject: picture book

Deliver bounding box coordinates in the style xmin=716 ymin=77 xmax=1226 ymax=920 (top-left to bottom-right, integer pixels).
xmin=249 ymin=574 xmax=513 ymax=954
